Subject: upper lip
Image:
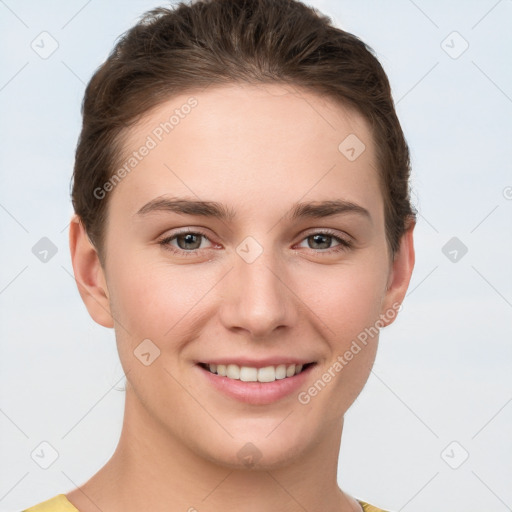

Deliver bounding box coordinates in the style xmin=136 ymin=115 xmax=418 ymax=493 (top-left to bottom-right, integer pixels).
xmin=197 ymin=358 xmax=316 ymax=369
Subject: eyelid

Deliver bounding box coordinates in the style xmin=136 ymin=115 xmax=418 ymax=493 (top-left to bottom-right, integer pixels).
xmin=158 ymin=228 xmax=216 ymax=254
xmin=295 ymin=228 xmax=353 ymax=253
xmin=158 ymin=227 xmax=353 ymax=257
xmin=299 ymin=227 xmax=352 ymax=243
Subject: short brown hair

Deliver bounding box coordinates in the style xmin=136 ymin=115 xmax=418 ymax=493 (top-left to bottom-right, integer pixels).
xmin=71 ymin=0 xmax=416 ymax=261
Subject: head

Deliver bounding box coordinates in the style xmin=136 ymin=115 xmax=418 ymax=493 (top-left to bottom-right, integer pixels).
xmin=70 ymin=0 xmax=416 ymax=470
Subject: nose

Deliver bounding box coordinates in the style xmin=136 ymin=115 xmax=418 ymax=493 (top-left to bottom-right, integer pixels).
xmin=218 ymin=243 xmax=297 ymax=340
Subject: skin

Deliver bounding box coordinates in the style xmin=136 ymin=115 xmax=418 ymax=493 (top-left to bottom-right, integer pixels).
xmin=68 ymin=83 xmax=415 ymax=512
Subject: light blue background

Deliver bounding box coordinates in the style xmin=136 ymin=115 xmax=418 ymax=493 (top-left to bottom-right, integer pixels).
xmin=1 ymin=1 xmax=511 ymax=510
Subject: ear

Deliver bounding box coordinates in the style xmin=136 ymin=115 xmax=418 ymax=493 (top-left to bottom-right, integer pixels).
xmin=69 ymin=214 xmax=114 ymax=328
xmin=379 ymin=220 xmax=416 ymax=327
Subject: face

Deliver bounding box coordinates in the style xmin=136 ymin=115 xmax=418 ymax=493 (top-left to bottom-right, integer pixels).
xmin=72 ymin=83 xmax=414 ymax=470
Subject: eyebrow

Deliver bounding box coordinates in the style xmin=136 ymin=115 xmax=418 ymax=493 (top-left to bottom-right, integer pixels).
xmin=136 ymin=196 xmax=371 ymax=223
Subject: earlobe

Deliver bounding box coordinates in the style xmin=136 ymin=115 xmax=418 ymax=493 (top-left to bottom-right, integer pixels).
xmin=380 ymin=221 xmax=416 ymax=327
xmin=69 ymin=214 xmax=114 ymax=328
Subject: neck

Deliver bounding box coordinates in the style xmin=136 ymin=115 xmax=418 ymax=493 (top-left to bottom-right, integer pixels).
xmin=67 ymin=385 xmax=361 ymax=512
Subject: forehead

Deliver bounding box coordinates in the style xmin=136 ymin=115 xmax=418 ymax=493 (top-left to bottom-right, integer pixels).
xmin=110 ymin=83 xmax=382 ymax=222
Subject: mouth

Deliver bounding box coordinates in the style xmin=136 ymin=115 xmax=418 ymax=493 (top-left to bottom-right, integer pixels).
xmin=196 ymin=360 xmax=317 ymax=405
xmin=197 ymin=362 xmax=316 ymax=383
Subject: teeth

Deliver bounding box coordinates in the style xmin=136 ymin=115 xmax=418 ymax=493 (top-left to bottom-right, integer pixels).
xmin=258 ymin=366 xmax=276 ymax=383
xmin=286 ymin=364 xmax=296 ymax=377
xmin=275 ymin=364 xmax=287 ymax=379
xmin=226 ymin=364 xmax=240 ymax=379
xmin=240 ymin=366 xmax=258 ymax=382
xmin=205 ymin=362 xmax=307 ymax=382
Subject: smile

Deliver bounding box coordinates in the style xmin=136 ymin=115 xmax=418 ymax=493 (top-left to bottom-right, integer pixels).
xmin=196 ymin=358 xmax=318 ymax=404
xmin=198 ymin=362 xmax=315 ymax=383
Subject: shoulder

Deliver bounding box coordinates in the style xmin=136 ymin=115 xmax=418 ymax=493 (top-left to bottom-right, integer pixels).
xmin=22 ymin=494 xmax=79 ymax=512
xmin=357 ymin=499 xmax=392 ymax=512
xmin=23 ymin=494 xmax=387 ymax=512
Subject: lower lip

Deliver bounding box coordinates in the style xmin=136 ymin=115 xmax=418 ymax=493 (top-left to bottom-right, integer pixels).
xmin=196 ymin=364 xmax=315 ymax=405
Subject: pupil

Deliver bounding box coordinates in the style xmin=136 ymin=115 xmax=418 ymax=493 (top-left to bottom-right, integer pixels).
xmin=311 ymin=234 xmax=330 ymax=249
xmin=176 ymin=234 xmax=332 ymax=251
xmin=179 ymin=233 xmax=200 ymax=250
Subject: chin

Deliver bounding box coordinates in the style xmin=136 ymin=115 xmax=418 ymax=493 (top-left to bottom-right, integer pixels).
xmin=194 ymin=422 xmax=314 ymax=471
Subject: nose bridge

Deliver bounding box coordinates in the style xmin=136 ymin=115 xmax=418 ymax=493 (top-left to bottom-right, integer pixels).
xmin=220 ymin=235 xmax=293 ymax=338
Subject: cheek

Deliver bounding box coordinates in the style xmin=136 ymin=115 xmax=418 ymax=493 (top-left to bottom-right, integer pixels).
xmin=295 ymin=258 xmax=388 ymax=342
xmin=291 ymin=259 xmax=388 ymax=414
xmin=105 ymin=248 xmax=388 ymax=436
xmin=108 ymin=247 xmax=389 ymax=348
xmin=107 ymin=257 xmax=221 ymax=350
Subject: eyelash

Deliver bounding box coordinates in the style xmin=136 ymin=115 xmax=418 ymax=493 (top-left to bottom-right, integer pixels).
xmin=158 ymin=229 xmax=353 ymax=258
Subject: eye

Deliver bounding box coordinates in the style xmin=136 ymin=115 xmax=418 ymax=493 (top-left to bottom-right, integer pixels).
xmin=158 ymin=230 xmax=214 ymax=257
xmin=158 ymin=228 xmax=353 ymax=258
xmin=297 ymin=230 xmax=353 ymax=254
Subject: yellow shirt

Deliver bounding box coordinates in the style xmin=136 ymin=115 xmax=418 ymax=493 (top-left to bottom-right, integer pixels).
xmin=22 ymin=493 xmax=390 ymax=511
